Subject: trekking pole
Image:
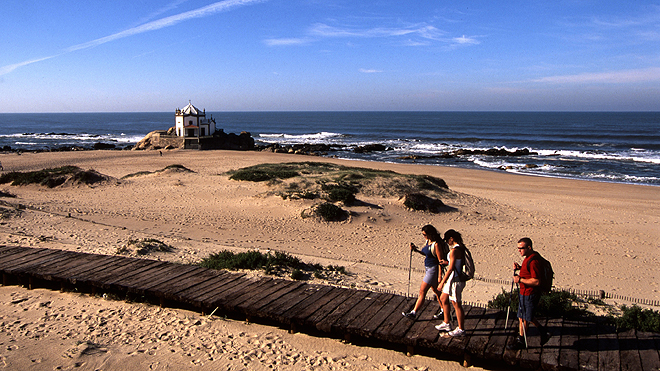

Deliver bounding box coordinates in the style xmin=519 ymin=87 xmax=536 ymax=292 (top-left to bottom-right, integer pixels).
xmin=407 ymin=244 xmax=413 ymax=298
xmin=504 ymin=270 xmax=515 ymax=330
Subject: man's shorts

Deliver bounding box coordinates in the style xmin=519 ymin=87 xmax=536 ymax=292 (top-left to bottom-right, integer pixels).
xmin=423 ymin=265 xmax=439 ymax=285
xmin=442 ymin=273 xmax=465 ymax=303
xmin=517 ymin=292 xmax=541 ymax=321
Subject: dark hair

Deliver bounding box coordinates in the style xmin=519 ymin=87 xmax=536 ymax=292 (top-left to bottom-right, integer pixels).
xmin=444 ymin=229 xmax=465 ymax=247
xmin=421 ymin=224 xmax=440 ymax=242
xmin=518 ymin=237 xmax=533 ymax=249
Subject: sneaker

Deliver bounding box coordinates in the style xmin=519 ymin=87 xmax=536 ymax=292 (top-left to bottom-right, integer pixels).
xmin=507 ymin=337 xmax=526 ymax=350
xmin=402 ymin=311 xmax=416 ymax=319
xmin=447 ymin=328 xmax=465 ymax=337
xmin=434 ymin=322 xmax=451 ymax=331
xmin=432 ymin=309 xmax=444 ymax=320
xmin=540 ymin=331 xmax=551 ymax=346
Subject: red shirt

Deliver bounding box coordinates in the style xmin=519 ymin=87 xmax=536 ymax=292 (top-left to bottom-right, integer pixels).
xmin=519 ymin=253 xmax=541 ymax=296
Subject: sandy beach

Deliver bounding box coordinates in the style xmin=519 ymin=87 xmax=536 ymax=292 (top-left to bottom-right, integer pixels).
xmin=0 ymin=149 xmax=658 ymax=370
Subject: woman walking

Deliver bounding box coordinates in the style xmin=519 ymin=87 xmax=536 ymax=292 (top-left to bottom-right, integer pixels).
xmin=434 ymin=229 xmax=467 ymax=336
xmin=402 ymin=225 xmax=449 ymax=319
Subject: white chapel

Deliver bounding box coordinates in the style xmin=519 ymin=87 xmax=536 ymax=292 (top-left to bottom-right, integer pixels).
xmin=175 ymin=101 xmax=216 ymax=138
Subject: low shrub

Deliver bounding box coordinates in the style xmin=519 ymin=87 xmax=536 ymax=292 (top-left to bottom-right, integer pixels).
xmin=615 ymin=305 xmax=660 ymax=332
xmin=315 ymin=202 xmax=347 ymax=221
xmin=199 ymin=250 xmax=301 ymax=271
xmin=117 ymin=238 xmax=173 ymax=255
xmin=487 ymin=288 xmax=586 ymax=319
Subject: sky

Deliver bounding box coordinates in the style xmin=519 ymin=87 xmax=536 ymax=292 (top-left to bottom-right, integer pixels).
xmin=2 ymin=0 xmax=660 ymax=112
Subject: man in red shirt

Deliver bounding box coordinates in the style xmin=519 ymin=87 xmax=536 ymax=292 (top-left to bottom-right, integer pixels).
xmin=508 ymin=237 xmax=550 ymax=350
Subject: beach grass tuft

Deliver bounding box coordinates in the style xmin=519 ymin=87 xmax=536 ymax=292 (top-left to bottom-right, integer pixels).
xmin=615 ymin=305 xmax=660 ymax=332
xmin=122 ymin=164 xmax=194 ymax=179
xmin=116 ymin=238 xmax=174 ymax=255
xmin=199 ymin=249 xmax=349 ymax=281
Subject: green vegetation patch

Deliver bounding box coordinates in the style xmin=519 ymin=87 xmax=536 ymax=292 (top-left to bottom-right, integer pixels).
xmin=226 ymin=162 xmax=449 ymax=200
xmin=616 ymin=305 xmax=660 ymax=333
xmin=0 ymin=166 xmax=111 ymax=188
xmin=199 ymin=249 xmax=349 ymax=281
xmin=313 ymin=202 xmax=348 ymax=221
xmin=488 ymin=289 xmax=660 ymax=333
xmin=488 ymin=288 xmax=587 ymax=319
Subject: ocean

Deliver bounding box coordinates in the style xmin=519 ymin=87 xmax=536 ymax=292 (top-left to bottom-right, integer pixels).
xmin=1 ymin=112 xmax=659 ymax=186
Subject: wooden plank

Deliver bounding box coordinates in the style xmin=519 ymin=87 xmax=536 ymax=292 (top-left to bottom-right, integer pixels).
xmin=254 ymin=283 xmax=329 ymax=321
xmin=364 ymin=296 xmax=411 ymax=340
xmin=443 ymin=305 xmax=482 ymax=357
xmin=31 ymin=254 xmax=116 ymax=280
xmin=0 ymin=249 xmax=64 ymax=272
xmin=0 ymin=247 xmax=47 ymax=267
xmin=66 ymin=258 xmax=143 ymax=285
xmin=161 ymin=270 xmax=233 ymax=302
xmin=465 ymin=308 xmax=499 ymax=359
xmin=283 ymin=287 xmax=349 ymax=326
xmin=14 ymin=251 xmax=100 ymax=277
xmin=637 ymin=330 xmax=660 ymax=371
xmin=540 ymin=316 xmax=562 ymax=371
xmin=236 ymin=280 xmax=306 ymax=316
xmin=314 ymin=289 xmax=371 ymax=333
xmin=405 ymin=300 xmax=442 ymax=347
xmin=78 ymin=260 xmax=166 ymax=288
xmin=381 ymin=299 xmax=432 ymax=344
xmin=577 ymin=320 xmax=599 ymax=371
xmin=142 ymin=266 xmax=210 ymax=294
xmin=204 ymin=276 xmax=274 ymax=309
xmin=618 ymin=329 xmax=643 ymax=371
xmin=558 ymin=318 xmax=580 ymax=371
xmin=125 ymin=263 xmax=200 ymax=291
xmin=518 ymin=316 xmax=546 ymax=370
xmin=300 ymin=288 xmax=361 ymax=328
xmin=274 ymin=285 xmax=342 ymax=325
xmin=178 ymin=272 xmax=247 ymax=306
xmin=596 ymin=320 xmax=619 ymax=371
xmin=102 ymin=263 xmax=175 ymax=290
xmin=344 ymin=292 xmax=396 ymax=335
xmin=483 ymin=309 xmax=510 ymax=362
xmin=327 ymin=291 xmax=389 ymax=333
xmin=0 ymin=246 xmax=31 ymax=257
xmin=130 ymin=265 xmax=205 ymax=295
xmin=4 ymin=250 xmax=76 ymax=275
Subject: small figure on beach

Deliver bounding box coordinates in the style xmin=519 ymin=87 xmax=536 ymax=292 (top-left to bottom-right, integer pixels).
xmin=0 ymin=160 xmax=3 ymax=171
xmin=508 ymin=237 xmax=551 ymax=350
xmin=435 ymin=229 xmax=467 ymax=337
xmin=402 ymin=224 xmax=448 ymax=320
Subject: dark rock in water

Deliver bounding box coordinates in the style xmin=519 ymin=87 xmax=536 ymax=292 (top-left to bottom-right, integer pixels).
xmin=453 ymin=148 xmax=537 ymax=156
xmin=402 ymin=193 xmax=446 ymax=213
xmin=354 ymin=144 xmax=390 ymax=153
xmin=93 ymin=142 xmax=116 ymax=150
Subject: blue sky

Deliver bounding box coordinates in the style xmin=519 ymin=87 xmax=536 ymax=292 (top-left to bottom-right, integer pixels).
xmin=2 ymin=0 xmax=660 ymax=112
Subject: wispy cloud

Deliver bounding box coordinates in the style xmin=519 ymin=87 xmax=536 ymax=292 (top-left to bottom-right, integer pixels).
xmin=0 ymin=55 xmax=59 ymax=76
xmin=0 ymin=0 xmax=265 ymax=76
xmin=268 ymin=22 xmax=480 ymax=48
xmin=452 ymin=35 xmax=479 ymax=45
xmin=359 ymin=68 xmax=383 ymax=73
xmin=309 ymin=23 xmax=445 ymax=40
xmin=533 ymin=67 xmax=660 ymax=84
xmin=264 ymin=38 xmax=311 ymax=46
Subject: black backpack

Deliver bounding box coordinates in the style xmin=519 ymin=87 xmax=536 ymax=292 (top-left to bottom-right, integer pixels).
xmin=526 ymin=252 xmax=554 ymax=293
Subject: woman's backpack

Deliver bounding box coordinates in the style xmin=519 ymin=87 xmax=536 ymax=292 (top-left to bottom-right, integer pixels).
xmin=457 ymin=246 xmax=475 ymax=282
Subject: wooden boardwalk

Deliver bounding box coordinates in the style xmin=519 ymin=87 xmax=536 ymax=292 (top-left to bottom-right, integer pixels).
xmin=1 ymin=245 xmax=658 ymax=371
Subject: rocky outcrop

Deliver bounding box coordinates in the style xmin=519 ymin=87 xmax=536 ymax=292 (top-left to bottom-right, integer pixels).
xmin=133 ymin=129 xmax=255 ymax=151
